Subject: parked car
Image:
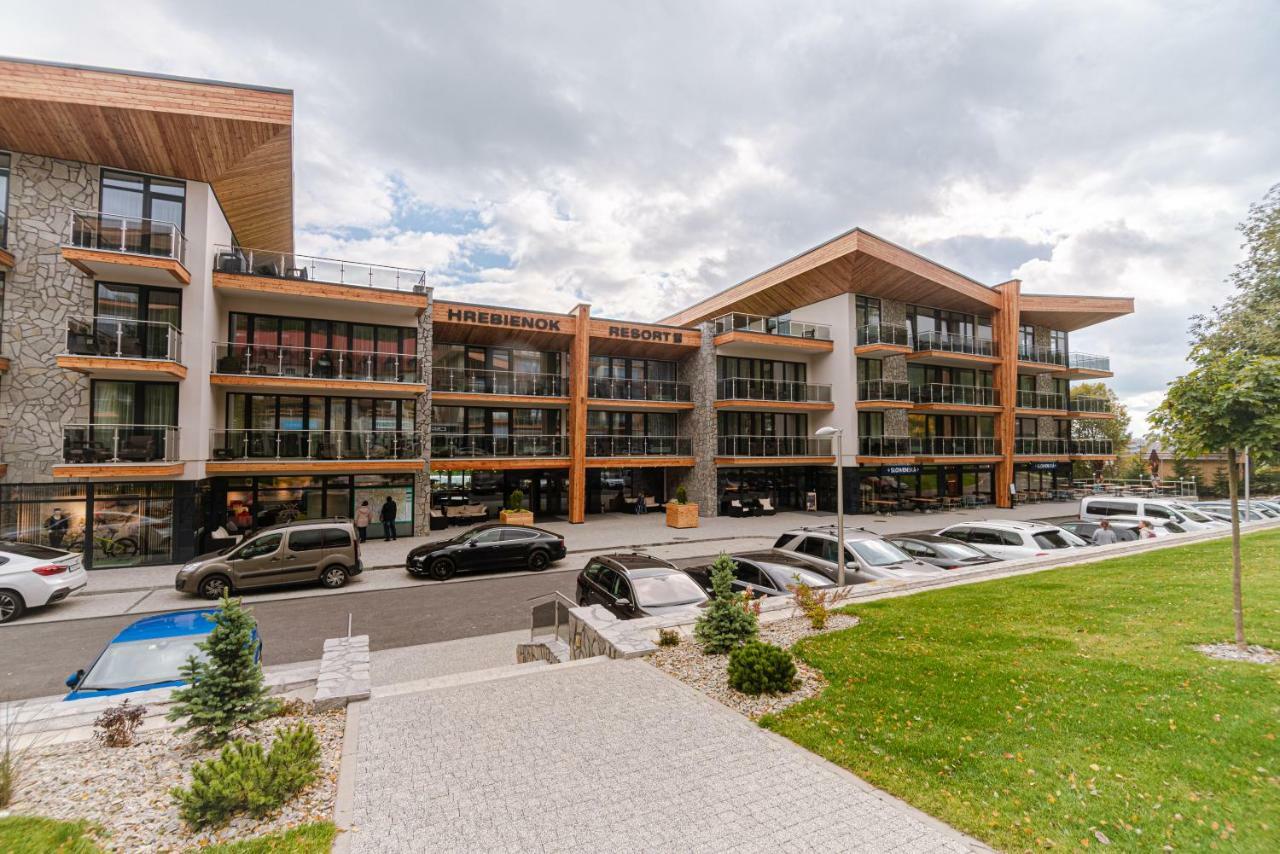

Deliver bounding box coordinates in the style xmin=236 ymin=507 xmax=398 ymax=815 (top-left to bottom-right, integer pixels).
xmin=576 ymin=553 xmax=708 ymax=618
xmin=1192 ymin=502 xmax=1274 ymax=523
xmin=1058 ymin=520 xmax=1141 ymax=543
xmin=772 ymin=527 xmax=944 ymax=582
xmin=175 ymin=519 xmax=362 ymax=599
xmin=683 ymin=550 xmax=839 ymax=598
xmin=65 ymin=609 xmax=262 ymax=701
xmin=1105 ymin=516 xmax=1184 ymax=537
xmin=936 ymin=520 xmax=1088 ymax=561
xmin=885 ymin=534 xmax=1003 ymax=569
xmin=1079 ymin=496 xmax=1222 ymax=531
xmin=406 ymin=523 xmax=567 ymax=580
xmin=0 ymin=541 xmax=87 ymax=623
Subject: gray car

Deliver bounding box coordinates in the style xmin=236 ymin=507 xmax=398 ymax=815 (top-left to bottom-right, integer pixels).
xmin=175 ymin=519 xmax=363 ymax=599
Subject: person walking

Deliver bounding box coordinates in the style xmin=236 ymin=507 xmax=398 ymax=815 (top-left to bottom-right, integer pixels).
xmin=354 ymin=500 xmax=372 ymax=543
xmin=634 ymin=492 xmax=647 ymax=515
xmin=1091 ymin=519 xmax=1118 ymax=545
xmin=380 ymin=496 xmax=398 ymax=541
xmin=1137 ymin=520 xmax=1158 ymax=539
xmin=44 ymin=508 xmax=70 ymax=549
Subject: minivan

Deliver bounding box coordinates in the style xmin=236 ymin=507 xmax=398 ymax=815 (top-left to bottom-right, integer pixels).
xmin=175 ymin=519 xmax=362 ymax=599
xmin=1078 ymin=496 xmax=1223 ymax=531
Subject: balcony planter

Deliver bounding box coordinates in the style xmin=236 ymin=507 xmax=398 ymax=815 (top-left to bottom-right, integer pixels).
xmin=666 ymin=501 xmax=699 ymax=529
xmin=499 ymin=508 xmax=535 ymax=526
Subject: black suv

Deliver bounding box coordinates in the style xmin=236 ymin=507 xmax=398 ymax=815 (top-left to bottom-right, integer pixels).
xmin=576 ymin=553 xmax=708 ymax=619
xmin=406 ymin=523 xmax=566 ymax=580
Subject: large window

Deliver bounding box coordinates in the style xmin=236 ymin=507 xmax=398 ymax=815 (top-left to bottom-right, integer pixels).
xmin=81 ymin=282 xmax=182 ymax=360
xmin=0 ymin=151 xmax=9 ymax=248
xmin=588 ymin=355 xmax=676 ymax=382
xmin=92 ymin=380 xmax=178 ymax=428
xmin=1050 ymin=329 xmax=1068 ymax=355
xmin=435 ymin=343 xmax=563 ymax=377
xmin=909 ymin=305 xmax=985 ymax=340
xmin=101 ymin=169 xmax=186 ymax=231
xmin=1019 ymin=324 xmax=1036 ymax=354
xmin=907 ymin=364 xmax=993 ymax=387
xmin=720 ymin=411 xmax=808 ymax=436
xmin=226 ymin=312 xmax=416 ymax=380
xmin=223 ymin=394 xmax=415 ymax=459
xmin=855 ymin=295 xmax=881 ymax=330
xmin=716 ymin=356 xmax=806 ymax=382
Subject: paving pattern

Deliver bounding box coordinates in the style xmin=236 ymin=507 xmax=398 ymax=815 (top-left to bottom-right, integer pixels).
xmin=348 ymin=658 xmax=976 ymax=853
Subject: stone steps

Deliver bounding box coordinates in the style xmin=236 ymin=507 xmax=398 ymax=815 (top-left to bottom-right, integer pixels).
xmin=372 ymin=655 xmax=607 ymax=699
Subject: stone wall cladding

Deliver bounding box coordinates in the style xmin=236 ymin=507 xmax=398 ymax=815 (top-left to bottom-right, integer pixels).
xmin=0 ymin=155 xmax=99 ymax=483
xmin=881 ymin=298 xmax=908 ymax=328
xmin=675 ymin=322 xmax=718 ymax=515
xmin=879 ymin=301 xmax=910 ymax=436
xmin=414 ymin=290 xmax=434 ymax=534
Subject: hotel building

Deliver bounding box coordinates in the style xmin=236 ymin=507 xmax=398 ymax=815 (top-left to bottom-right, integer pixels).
xmin=0 ymin=58 xmax=1131 ymax=568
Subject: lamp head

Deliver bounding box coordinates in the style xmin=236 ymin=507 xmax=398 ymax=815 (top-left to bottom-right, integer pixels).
xmin=814 ymin=426 xmax=842 ymax=437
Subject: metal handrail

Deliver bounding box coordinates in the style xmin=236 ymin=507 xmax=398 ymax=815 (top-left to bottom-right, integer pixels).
xmin=857 ymin=379 xmax=911 ymax=402
xmin=1015 ymin=390 xmax=1066 ymax=410
xmin=1070 ymin=396 xmax=1112 ymax=414
xmin=717 ymin=377 xmax=832 ymax=403
xmin=430 ymin=433 xmax=568 ymax=458
xmin=213 ymin=244 xmax=427 ymax=292
xmin=1014 ymin=437 xmax=1070 ymax=455
xmin=68 ymin=209 xmax=187 ymax=264
xmin=588 ymin=376 xmax=691 ymax=402
xmin=432 ymin=367 xmax=566 ymax=397
xmin=1070 ymin=439 xmax=1115 ymax=455
xmin=65 ymin=314 xmax=182 ymax=362
xmin=913 ymin=436 xmax=999 ymax=456
xmin=914 ymin=330 xmax=995 ymax=357
xmin=910 ymin=383 xmax=996 ymax=406
xmin=62 ymin=424 xmax=179 ymax=464
xmin=528 ymin=591 xmax=577 ymax=644
xmin=1069 ymin=352 xmax=1111 ymax=372
xmin=210 ymin=429 xmax=421 ymax=460
xmin=586 ymin=435 xmax=691 ymax=457
xmin=213 ymin=341 xmax=420 ymax=384
xmin=711 ymin=312 xmax=832 ymax=340
xmin=717 ymin=435 xmax=832 ymax=457
xmin=857 ymin=435 xmax=913 ymax=456
xmin=856 ymin=323 xmax=912 ymax=347
xmin=1017 ymin=346 xmax=1067 ymax=366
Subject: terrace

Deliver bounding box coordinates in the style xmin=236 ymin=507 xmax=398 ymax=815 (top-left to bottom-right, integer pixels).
xmin=57 ymin=315 xmax=185 ymax=379
xmin=212 ymin=245 xmax=429 ymax=312
xmin=711 ymin=312 xmax=834 ymax=352
xmin=62 ymin=209 xmax=189 ymax=285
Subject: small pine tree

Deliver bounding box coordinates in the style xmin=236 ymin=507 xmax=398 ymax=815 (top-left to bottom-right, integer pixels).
xmin=507 ymin=489 xmax=525 ymax=511
xmin=167 ymin=596 xmax=279 ymax=747
xmin=675 ymin=485 xmax=688 ymax=505
xmin=694 ymin=553 xmax=759 ymax=654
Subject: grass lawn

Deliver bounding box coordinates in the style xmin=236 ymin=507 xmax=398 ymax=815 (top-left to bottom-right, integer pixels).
xmin=0 ymin=818 xmax=335 ymax=853
xmin=764 ymin=529 xmax=1280 ymax=852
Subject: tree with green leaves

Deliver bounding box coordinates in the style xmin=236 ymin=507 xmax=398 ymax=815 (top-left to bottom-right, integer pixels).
xmin=167 ymin=596 xmax=279 ymax=746
xmin=1070 ymin=383 xmax=1132 ymax=480
xmin=693 ymin=553 xmax=758 ymax=654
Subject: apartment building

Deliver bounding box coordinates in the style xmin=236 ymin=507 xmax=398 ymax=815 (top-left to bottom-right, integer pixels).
xmin=0 ymin=58 xmax=1131 ymax=569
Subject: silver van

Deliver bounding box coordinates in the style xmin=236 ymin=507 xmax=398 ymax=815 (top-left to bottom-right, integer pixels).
xmin=175 ymin=519 xmax=362 ymax=599
xmin=1078 ymin=496 xmax=1222 ymax=531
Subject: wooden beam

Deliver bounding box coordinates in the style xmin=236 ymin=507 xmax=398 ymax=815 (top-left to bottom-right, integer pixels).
xmin=567 ymin=304 xmax=591 ymax=523
xmin=52 ymin=462 xmax=185 ymax=478
xmin=714 ymin=456 xmax=836 ymax=467
xmin=56 ymin=355 xmax=187 ymax=379
xmin=61 ymin=247 xmax=191 ymax=285
xmin=429 ymin=458 xmax=570 ymax=472
xmin=712 ymin=330 xmax=834 ymax=352
xmin=715 ymin=400 xmax=835 ymax=412
xmin=206 ymin=460 xmax=425 ymax=475
xmin=587 ymin=399 xmax=695 ymax=411
xmin=211 ymin=374 xmax=426 ymax=396
xmin=585 ymin=457 xmax=696 ymax=469
xmin=213 ymin=272 xmax=428 ymax=312
xmin=431 ymin=392 xmax=570 ymax=408
xmin=994 ymin=280 xmax=1020 ymax=508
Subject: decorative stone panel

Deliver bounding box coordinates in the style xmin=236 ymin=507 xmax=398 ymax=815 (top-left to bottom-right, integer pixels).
xmin=882 ymin=354 xmax=908 ymax=382
xmin=674 ymin=322 xmax=717 ymax=515
xmin=882 ymin=299 xmax=908 ymax=327
xmin=414 ymin=290 xmax=434 ymax=534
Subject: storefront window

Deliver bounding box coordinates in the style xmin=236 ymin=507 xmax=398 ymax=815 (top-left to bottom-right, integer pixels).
xmin=0 ymin=483 xmax=89 ymax=553
xmin=89 ymin=483 xmax=175 ymax=568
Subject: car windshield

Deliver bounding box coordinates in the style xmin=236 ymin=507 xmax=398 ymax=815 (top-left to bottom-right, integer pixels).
xmin=850 ymin=539 xmax=913 ymax=566
xmin=79 ymin=634 xmax=208 ymax=691
xmin=630 ymin=573 xmax=707 ymax=608
xmin=930 ymin=540 xmax=988 ymax=559
xmin=1032 ymin=530 xmax=1075 ymax=549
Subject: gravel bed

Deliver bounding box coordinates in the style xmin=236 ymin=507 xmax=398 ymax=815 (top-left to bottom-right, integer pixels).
xmin=9 ymin=708 xmax=345 ymax=852
xmin=648 ymin=612 xmax=860 ymax=720
xmin=1196 ymin=642 xmax=1279 ymax=665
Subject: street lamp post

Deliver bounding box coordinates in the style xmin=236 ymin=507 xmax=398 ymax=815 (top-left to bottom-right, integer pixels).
xmin=815 ymin=426 xmax=846 ymax=586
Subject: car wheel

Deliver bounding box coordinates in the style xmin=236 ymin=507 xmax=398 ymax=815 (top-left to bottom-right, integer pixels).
xmin=429 ymin=557 xmax=457 ymax=581
xmin=198 ymin=575 xmax=231 ymax=600
xmin=527 ymin=550 xmax=550 ymax=571
xmin=320 ymin=565 xmax=349 ymax=589
xmin=0 ymin=589 xmax=26 ymax=624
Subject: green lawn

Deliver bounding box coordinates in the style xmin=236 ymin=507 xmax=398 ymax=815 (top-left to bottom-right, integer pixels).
xmin=0 ymin=818 xmax=335 ymax=853
xmin=764 ymin=530 xmax=1280 ymax=852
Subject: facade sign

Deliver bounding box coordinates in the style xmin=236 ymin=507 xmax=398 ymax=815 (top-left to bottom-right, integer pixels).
xmin=1030 ymin=461 xmax=1060 ymax=471
xmin=881 ymin=464 xmax=921 ymax=475
xmin=445 ymin=307 xmax=562 ymax=331
xmin=606 ymin=324 xmax=683 ymax=344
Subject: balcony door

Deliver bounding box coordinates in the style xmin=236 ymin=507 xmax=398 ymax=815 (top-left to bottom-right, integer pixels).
xmin=100 ymin=169 xmax=186 ymax=257
xmin=94 ymin=282 xmax=180 ymax=359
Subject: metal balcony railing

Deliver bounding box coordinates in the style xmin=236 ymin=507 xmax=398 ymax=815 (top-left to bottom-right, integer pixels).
xmin=1070 ymin=396 xmax=1112 ymax=414
xmin=914 ymin=330 xmax=995 ymax=357
xmin=65 ymin=315 xmax=182 ymax=362
xmin=911 ymin=384 xmax=997 ymax=406
xmin=1014 ymin=437 xmax=1070 ymax=455
xmin=68 ymin=209 xmax=186 ymax=264
xmin=1017 ymin=346 xmax=1067 ymax=366
xmin=1069 ymin=352 xmax=1111 ymax=372
xmin=213 ymin=244 xmax=427 ymax=292
xmin=711 ymin=312 xmax=832 ymax=340
xmin=586 ymin=436 xmax=692 ymax=457
xmin=913 ymin=436 xmax=999 ymax=456
xmin=588 ymin=376 xmax=691 ymax=402
xmin=1016 ymin=390 xmax=1066 ymax=410
xmin=1070 ymin=439 xmax=1115 ymax=455
xmin=63 ymin=424 xmax=179 ymax=464
xmin=856 ymin=323 xmax=912 ymax=347
xmin=857 ymin=436 xmax=913 ymax=456
xmin=432 ymin=367 xmax=565 ymax=397
xmin=429 ymin=434 xmax=567 ymax=459
xmin=211 ymin=429 xmax=421 ymax=461
xmin=214 ymin=342 xmax=420 ymax=384
xmin=857 ymin=379 xmax=911 ymax=403
xmin=717 ymin=435 xmax=833 ymax=457
xmin=718 ymin=377 xmax=832 ymax=403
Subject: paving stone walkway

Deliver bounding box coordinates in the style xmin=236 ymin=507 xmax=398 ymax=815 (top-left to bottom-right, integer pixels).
xmin=344 ymin=657 xmax=982 ymax=853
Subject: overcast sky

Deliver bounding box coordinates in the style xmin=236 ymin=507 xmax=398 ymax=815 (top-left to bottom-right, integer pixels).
xmin=6 ymin=0 xmax=1278 ymax=431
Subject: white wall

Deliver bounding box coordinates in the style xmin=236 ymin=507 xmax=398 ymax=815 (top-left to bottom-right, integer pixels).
xmin=790 ymin=294 xmax=857 ymax=466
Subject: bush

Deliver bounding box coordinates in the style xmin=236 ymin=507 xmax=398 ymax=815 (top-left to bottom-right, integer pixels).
xmin=167 ymin=596 xmax=279 ymax=747
xmin=694 ymin=553 xmax=759 ymax=654
xmin=675 ymin=485 xmax=688 ymax=505
xmin=507 ymin=490 xmax=525 ymax=511
xmin=657 ymin=628 xmax=681 ymax=647
xmin=172 ymin=722 xmax=321 ymax=830
xmin=727 ymin=641 xmax=797 ymax=695
xmin=0 ymin=702 xmax=32 ymax=809
xmin=93 ymin=700 xmax=146 ymax=748
xmin=790 ymin=583 xmax=836 ymax=630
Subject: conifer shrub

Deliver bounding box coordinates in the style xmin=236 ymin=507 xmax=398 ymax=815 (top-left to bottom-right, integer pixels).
xmin=507 ymin=490 xmax=525 ymax=511
xmin=675 ymin=485 xmax=688 ymax=505
xmin=693 ymin=553 xmax=759 ymax=653
xmin=727 ymin=641 xmax=797 ymax=695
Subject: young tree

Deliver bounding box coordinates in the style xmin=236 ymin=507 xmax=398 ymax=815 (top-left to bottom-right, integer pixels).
xmin=1152 ymin=353 xmax=1280 ymax=650
xmin=694 ymin=553 xmax=759 ymax=654
xmin=1070 ymin=383 xmax=1132 ymax=480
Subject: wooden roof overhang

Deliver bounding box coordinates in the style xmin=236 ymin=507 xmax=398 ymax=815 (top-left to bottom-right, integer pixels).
xmin=1018 ymin=294 xmax=1135 ymax=332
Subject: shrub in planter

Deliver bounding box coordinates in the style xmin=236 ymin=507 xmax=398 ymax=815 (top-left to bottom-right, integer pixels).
xmin=507 ymin=489 xmax=525 ymax=511
xmin=675 ymin=485 xmax=688 ymax=505
xmin=694 ymin=554 xmax=759 ymax=654
xmin=93 ymin=700 xmax=147 ymax=748
xmin=727 ymin=641 xmax=797 ymax=695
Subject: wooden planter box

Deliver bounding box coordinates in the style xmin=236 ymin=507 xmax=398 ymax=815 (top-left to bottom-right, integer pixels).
xmin=666 ymin=502 xmax=699 ymax=529
xmin=500 ymin=509 xmax=535 ymax=526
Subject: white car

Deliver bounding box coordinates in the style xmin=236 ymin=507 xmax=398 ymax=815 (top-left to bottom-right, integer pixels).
xmin=0 ymin=541 xmax=87 ymax=623
xmin=1104 ymin=516 xmax=1182 ymax=537
xmin=772 ymin=527 xmax=944 ymax=582
xmin=936 ymin=519 xmax=1089 ymax=561
xmin=1079 ymin=496 xmax=1223 ymax=532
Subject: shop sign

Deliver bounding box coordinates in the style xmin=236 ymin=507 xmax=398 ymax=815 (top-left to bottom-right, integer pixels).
xmin=445 ymin=307 xmax=562 ymax=331
xmin=1031 ymin=461 xmax=1060 ymax=471
xmin=606 ymin=324 xmax=684 ymax=344
xmin=881 ymin=464 xmax=921 ymax=475
xmin=430 ymin=424 xmax=451 ymax=433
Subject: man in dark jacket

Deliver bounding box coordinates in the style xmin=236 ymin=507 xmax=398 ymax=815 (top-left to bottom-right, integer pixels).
xmin=380 ymin=496 xmax=398 ymax=541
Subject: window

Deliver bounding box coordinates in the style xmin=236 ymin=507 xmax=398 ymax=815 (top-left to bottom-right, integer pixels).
xmin=1050 ymin=329 xmax=1068 ymax=355
xmin=500 ymin=529 xmax=537 ymax=542
xmin=322 ymin=528 xmax=352 ymax=548
xmin=288 ymin=529 xmax=326 ymax=552
xmin=101 ymin=169 xmax=186 ymax=230
xmin=1032 ymin=531 xmax=1073 ymax=549
xmin=966 ymin=528 xmax=1002 ymax=546
xmin=1001 ymin=531 xmax=1025 ymax=546
xmin=1145 ymin=505 xmax=1173 ymax=520
xmin=733 ymin=562 xmax=764 ymax=587
xmin=0 ymin=152 xmax=9 ymax=248
xmin=1019 ymin=324 xmax=1036 ymax=354
xmin=798 ymin=537 xmax=832 ymax=561
xmin=237 ymin=533 xmax=282 ymax=560
xmin=91 ymin=282 xmax=182 ymax=359
xmin=942 ymin=528 xmax=970 ymax=542
xmin=583 ymin=561 xmax=607 ymax=584
xmin=855 ymin=295 xmax=881 ymax=330
xmin=1091 ymin=500 xmax=1137 ymax=516
xmin=472 ymin=529 xmax=504 ymax=544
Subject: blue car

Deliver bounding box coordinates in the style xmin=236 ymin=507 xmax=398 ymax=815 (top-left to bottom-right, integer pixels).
xmin=64 ymin=609 xmax=262 ymax=701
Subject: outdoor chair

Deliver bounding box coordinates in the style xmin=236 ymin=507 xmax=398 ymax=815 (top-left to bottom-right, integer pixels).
xmin=429 ymin=508 xmax=448 ymax=531
xmin=758 ymin=497 xmax=777 ymax=516
xmin=117 ymin=434 xmax=157 ymax=462
xmin=644 ymin=496 xmax=661 ymax=511
xmin=727 ymin=499 xmax=748 ymax=517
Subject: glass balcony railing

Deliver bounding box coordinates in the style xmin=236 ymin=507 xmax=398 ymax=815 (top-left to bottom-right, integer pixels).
xmin=857 ymin=379 xmax=911 ymax=403
xmin=1016 ymin=390 xmax=1066 ymax=410
xmin=63 ymin=424 xmax=179 ymax=464
xmin=1014 ymin=437 xmax=1070 ymax=455
xmin=432 ymin=367 xmax=566 ymax=397
xmin=68 ymin=209 xmax=186 ymax=265
xmin=586 ymin=436 xmax=692 ymax=457
xmin=911 ymin=384 xmax=997 ymax=407
xmin=213 ymin=245 xmax=427 ymax=292
xmin=856 ymin=323 xmax=912 ymax=347
xmin=914 ymin=330 xmax=995 ymax=357
xmin=718 ymin=377 xmax=832 ymax=403
xmin=588 ymin=376 xmax=691 ymax=402
xmin=857 ymin=436 xmax=913 ymax=456
xmin=65 ymin=315 xmax=182 ymax=362
xmin=1070 ymin=396 xmax=1112 ymax=414
xmin=913 ymin=436 xmax=999 ymax=456
xmin=213 ymin=342 xmax=420 ymax=384
xmin=1070 ymin=439 xmax=1115 ymax=455
xmin=717 ymin=435 xmax=833 ymax=457
xmin=711 ymin=312 xmax=832 ymax=340
xmin=211 ymin=429 xmax=421 ymax=461
xmin=430 ymin=434 xmax=567 ymax=459
xmin=1017 ymin=346 xmax=1067 ymax=366
xmin=1069 ymin=352 xmax=1111 ymax=372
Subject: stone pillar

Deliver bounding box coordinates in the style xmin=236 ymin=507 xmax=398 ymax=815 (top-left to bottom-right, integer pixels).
xmin=882 ymin=353 xmax=910 ymax=436
xmin=413 ymin=291 xmax=434 ymax=535
xmin=675 ymin=322 xmax=718 ymax=516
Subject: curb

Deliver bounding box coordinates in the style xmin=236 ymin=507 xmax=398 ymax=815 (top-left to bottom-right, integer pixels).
xmin=331 ymin=698 xmax=362 ymax=854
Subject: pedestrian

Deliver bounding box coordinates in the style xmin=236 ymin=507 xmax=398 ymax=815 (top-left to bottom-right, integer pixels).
xmin=634 ymin=492 xmax=647 ymax=515
xmin=380 ymin=496 xmax=398 ymax=541
xmin=1138 ymin=520 xmax=1158 ymax=539
xmin=354 ymin=500 xmax=372 ymax=543
xmin=1091 ymin=519 xmax=1118 ymax=545
xmin=44 ymin=507 xmax=70 ymax=549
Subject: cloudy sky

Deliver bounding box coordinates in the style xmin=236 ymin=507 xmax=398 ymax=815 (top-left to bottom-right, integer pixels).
xmin=6 ymin=0 xmax=1277 ymax=431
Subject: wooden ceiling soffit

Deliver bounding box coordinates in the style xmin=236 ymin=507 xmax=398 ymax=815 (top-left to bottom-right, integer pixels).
xmin=431 ymin=300 xmax=577 ymax=350
xmin=1018 ymin=294 xmax=1136 ymax=332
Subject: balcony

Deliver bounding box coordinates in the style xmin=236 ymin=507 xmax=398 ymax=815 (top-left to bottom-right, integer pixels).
xmin=711 ymin=313 xmax=834 ymax=352
xmin=208 ymin=429 xmax=424 ymax=475
xmin=913 ymin=436 xmax=1000 ymax=458
xmin=1015 ymin=390 xmax=1067 ymax=412
xmin=1014 ymin=437 xmax=1070 ymax=457
xmin=855 ymin=380 xmax=912 ymax=409
xmin=716 ymin=435 xmax=834 ymax=463
xmin=1064 ymin=351 xmax=1113 ymax=378
xmin=1069 ymin=396 xmax=1113 ymax=418
xmin=429 ymin=434 xmax=568 ymax=466
xmin=62 ymin=210 xmax=190 ymax=285
xmin=907 ymin=330 xmax=998 ymax=366
xmin=854 ymin=323 xmax=913 ymax=355
xmin=857 ymin=436 xmax=913 ymax=457
xmin=586 ymin=435 xmax=693 ymax=463
xmin=1017 ymin=346 xmax=1067 ymax=373
xmin=910 ymin=383 xmax=999 ymax=409
xmin=56 ymin=315 xmax=185 ymax=379
xmin=716 ymin=377 xmax=833 ymax=411
xmin=212 ymin=245 xmax=429 ymax=313
xmin=1070 ymin=439 xmax=1115 ymax=457
xmin=588 ymin=377 xmax=692 ymax=409
xmin=432 ymin=367 xmax=567 ymax=403
xmin=212 ymin=342 xmax=424 ymax=396
xmin=55 ymin=424 xmax=182 ymax=477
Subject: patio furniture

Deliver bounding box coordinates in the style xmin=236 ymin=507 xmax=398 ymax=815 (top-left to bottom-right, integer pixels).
xmin=644 ymin=496 xmax=661 ymax=511
xmin=117 ymin=434 xmax=157 ymax=462
xmin=429 ymin=508 xmax=448 ymax=531
xmin=727 ymin=499 xmax=748 ymax=518
xmin=447 ymin=504 xmax=488 ymax=525
xmin=758 ymin=497 xmax=776 ymax=516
